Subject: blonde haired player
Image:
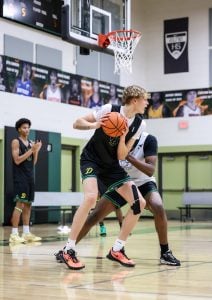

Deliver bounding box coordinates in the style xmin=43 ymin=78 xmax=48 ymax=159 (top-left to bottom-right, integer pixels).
xmin=58 ymin=85 xmax=149 ymax=270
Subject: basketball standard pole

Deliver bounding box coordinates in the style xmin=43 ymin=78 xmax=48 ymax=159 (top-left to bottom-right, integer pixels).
xmin=123 ymin=0 xmax=131 ymax=30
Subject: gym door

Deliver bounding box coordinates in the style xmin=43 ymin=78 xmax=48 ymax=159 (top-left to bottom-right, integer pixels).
xmin=61 ymin=146 xmax=77 ymax=192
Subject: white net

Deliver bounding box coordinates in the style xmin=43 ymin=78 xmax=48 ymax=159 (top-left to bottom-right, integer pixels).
xmin=107 ymin=30 xmax=141 ymax=74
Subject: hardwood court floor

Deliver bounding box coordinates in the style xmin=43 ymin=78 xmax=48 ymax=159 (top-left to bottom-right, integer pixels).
xmin=0 ymin=220 xmax=212 ymax=300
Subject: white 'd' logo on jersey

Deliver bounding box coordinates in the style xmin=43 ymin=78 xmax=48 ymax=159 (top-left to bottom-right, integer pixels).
xmin=165 ymin=31 xmax=187 ymax=60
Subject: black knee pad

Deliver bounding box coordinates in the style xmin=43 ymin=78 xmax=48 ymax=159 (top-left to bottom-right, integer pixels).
xmin=131 ymin=185 xmax=141 ymax=215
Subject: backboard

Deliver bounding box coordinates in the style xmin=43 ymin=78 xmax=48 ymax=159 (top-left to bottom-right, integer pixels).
xmin=62 ymin=0 xmax=131 ymax=55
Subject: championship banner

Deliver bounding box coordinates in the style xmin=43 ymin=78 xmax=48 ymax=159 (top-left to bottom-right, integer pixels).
xmin=164 ymin=17 xmax=189 ymax=74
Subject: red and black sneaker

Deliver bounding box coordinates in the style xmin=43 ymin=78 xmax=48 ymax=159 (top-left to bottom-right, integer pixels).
xmin=60 ymin=248 xmax=85 ymax=270
xmin=106 ymin=247 xmax=135 ymax=267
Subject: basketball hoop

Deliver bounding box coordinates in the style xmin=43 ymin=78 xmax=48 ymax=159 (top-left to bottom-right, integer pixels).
xmin=98 ymin=30 xmax=142 ymax=74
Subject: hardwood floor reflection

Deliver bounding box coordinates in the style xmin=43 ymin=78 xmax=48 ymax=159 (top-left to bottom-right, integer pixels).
xmin=1 ymin=220 xmax=212 ymax=299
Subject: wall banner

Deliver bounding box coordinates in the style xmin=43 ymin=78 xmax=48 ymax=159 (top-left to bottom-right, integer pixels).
xmin=0 ymin=55 xmax=124 ymax=108
xmin=164 ymin=17 xmax=189 ymax=74
xmin=145 ymin=88 xmax=212 ymax=119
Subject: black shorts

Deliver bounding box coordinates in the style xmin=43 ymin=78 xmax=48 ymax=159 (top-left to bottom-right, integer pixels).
xmin=103 ymin=181 xmax=158 ymax=208
xmin=80 ymin=159 xmax=131 ymax=192
xmin=139 ymin=181 xmax=158 ymax=198
xmin=13 ymin=180 xmax=35 ymax=203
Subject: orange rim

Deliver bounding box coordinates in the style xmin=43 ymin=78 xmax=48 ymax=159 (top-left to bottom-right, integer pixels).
xmin=107 ymin=29 xmax=141 ymax=41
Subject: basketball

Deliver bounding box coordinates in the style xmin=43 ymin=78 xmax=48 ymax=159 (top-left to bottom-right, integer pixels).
xmin=102 ymin=112 xmax=127 ymax=137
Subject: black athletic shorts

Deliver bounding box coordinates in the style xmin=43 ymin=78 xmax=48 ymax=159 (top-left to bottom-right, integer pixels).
xmin=13 ymin=180 xmax=35 ymax=203
xmin=103 ymin=181 xmax=158 ymax=208
xmin=80 ymin=159 xmax=131 ymax=192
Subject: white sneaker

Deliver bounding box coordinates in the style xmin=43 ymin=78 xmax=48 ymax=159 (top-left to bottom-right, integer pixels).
xmin=22 ymin=232 xmax=42 ymax=242
xmin=9 ymin=233 xmax=25 ymax=244
xmin=57 ymin=226 xmax=71 ymax=234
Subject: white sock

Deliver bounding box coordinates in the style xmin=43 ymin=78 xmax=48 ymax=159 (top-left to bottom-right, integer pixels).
xmin=64 ymin=239 xmax=76 ymax=252
xmin=112 ymin=239 xmax=126 ymax=252
xmin=23 ymin=225 xmax=30 ymax=234
xmin=12 ymin=228 xmax=18 ymax=235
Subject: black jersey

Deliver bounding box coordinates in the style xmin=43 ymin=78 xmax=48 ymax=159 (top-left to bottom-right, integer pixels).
xmin=13 ymin=138 xmax=34 ymax=183
xmin=81 ymin=105 xmax=143 ymax=168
